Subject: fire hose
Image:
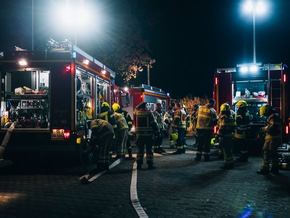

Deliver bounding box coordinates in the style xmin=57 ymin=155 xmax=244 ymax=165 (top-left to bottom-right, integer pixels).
xmin=0 ymin=121 xmax=18 ymax=159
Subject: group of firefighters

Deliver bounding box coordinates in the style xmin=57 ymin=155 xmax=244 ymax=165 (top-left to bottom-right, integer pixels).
xmin=88 ymin=98 xmax=282 ymax=175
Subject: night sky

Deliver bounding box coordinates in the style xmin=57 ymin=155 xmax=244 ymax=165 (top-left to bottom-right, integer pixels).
xmin=1 ymin=0 xmax=290 ymax=99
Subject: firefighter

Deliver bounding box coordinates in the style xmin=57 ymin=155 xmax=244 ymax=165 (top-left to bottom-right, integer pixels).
xmin=112 ymin=109 xmax=129 ymax=159
xmin=172 ymin=102 xmax=187 ymax=154
xmin=97 ymin=102 xmax=117 ymax=157
xmin=164 ymin=102 xmax=176 ymax=148
xmin=234 ymin=100 xmax=251 ymax=162
xmin=191 ymin=104 xmax=200 ymax=149
xmin=112 ymin=103 xmax=133 ymax=159
xmin=217 ymin=103 xmax=236 ymax=169
xmin=257 ymin=105 xmax=281 ymax=175
xmin=97 ymin=102 xmax=117 ymax=130
xmin=135 ymin=102 xmax=160 ymax=170
xmin=182 ymin=104 xmax=191 ymax=148
xmin=195 ymin=99 xmax=218 ymax=161
xmin=89 ymin=119 xmax=114 ymax=173
xmin=153 ymin=103 xmax=166 ymax=154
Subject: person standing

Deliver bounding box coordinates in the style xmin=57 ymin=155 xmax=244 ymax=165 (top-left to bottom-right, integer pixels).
xmin=135 ymin=102 xmax=160 ymax=170
xmin=164 ymin=102 xmax=176 ymax=148
xmin=112 ymin=110 xmax=129 ymax=159
xmin=112 ymin=103 xmax=133 ymax=158
xmin=195 ymin=99 xmax=218 ymax=161
xmin=257 ymin=105 xmax=281 ymax=175
xmin=89 ymin=119 xmax=115 ymax=173
xmin=234 ymin=100 xmax=251 ymax=162
xmin=191 ymin=104 xmax=200 ymax=149
xmin=153 ymin=103 xmax=166 ymax=154
xmin=97 ymin=102 xmax=117 ymax=130
xmin=217 ymin=103 xmax=236 ymax=169
xmin=172 ymin=102 xmax=187 ymax=154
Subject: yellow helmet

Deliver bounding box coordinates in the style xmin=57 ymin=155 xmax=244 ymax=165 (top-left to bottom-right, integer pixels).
xmin=171 ymin=133 xmax=178 ymax=141
xmin=259 ymin=104 xmax=272 ymax=117
xmin=236 ymin=100 xmax=247 ymax=109
xmin=101 ymin=102 xmax=110 ymax=108
xmin=112 ymin=103 xmax=120 ymax=112
xmin=220 ymin=103 xmax=230 ymax=112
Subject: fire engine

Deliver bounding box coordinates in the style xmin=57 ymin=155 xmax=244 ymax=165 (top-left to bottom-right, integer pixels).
xmin=116 ymin=84 xmax=171 ymax=133
xmin=0 ymin=39 xmax=116 ymax=163
xmin=213 ymin=63 xmax=290 ymax=166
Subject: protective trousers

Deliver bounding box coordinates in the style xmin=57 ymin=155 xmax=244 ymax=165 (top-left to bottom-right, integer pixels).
xmin=262 ymin=138 xmax=280 ymax=170
xmin=196 ymin=129 xmax=212 ymax=160
xmin=115 ymin=129 xmax=128 ymax=157
xmin=97 ymin=132 xmax=114 ymax=168
xmin=136 ymin=136 xmax=154 ymax=166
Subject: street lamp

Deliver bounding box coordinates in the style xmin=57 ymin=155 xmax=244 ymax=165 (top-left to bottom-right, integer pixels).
xmin=56 ymin=3 xmax=92 ymax=46
xmin=146 ymin=59 xmax=155 ymax=86
xmin=242 ymin=0 xmax=268 ymax=64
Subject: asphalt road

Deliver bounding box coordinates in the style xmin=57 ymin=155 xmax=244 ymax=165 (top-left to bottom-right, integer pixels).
xmin=0 ymin=137 xmax=290 ymax=218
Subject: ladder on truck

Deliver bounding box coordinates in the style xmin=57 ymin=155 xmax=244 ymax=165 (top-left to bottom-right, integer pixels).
xmin=267 ymin=63 xmax=284 ymax=115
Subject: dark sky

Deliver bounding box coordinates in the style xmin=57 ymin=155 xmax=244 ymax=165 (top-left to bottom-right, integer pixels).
xmin=1 ymin=0 xmax=290 ymax=99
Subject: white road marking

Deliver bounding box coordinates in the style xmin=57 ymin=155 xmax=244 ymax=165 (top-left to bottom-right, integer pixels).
xmin=130 ymin=162 xmax=149 ymax=218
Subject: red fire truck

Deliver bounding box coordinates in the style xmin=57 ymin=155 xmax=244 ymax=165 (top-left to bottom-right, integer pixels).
xmin=116 ymin=84 xmax=171 ymax=132
xmin=213 ymin=63 xmax=290 ymax=159
xmin=0 ymin=40 xmax=116 ymax=163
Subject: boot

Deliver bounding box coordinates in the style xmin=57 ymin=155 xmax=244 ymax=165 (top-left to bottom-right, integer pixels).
xmin=195 ymin=153 xmax=201 ymax=161
xmin=257 ymin=168 xmax=269 ymax=175
xmin=172 ymin=150 xmax=183 ymax=155
xmin=270 ymin=168 xmax=280 ymax=175
xmin=148 ymin=164 xmax=156 ymax=170
xmin=204 ymin=154 xmax=211 ymax=162
xmin=220 ymin=163 xmax=233 ymax=170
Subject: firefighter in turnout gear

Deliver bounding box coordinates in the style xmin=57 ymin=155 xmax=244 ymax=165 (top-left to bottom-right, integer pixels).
xmin=234 ymin=100 xmax=251 ymax=162
xmin=153 ymin=103 xmax=166 ymax=154
xmin=172 ymin=102 xmax=187 ymax=154
xmin=217 ymin=103 xmax=236 ymax=169
xmin=112 ymin=103 xmax=133 ymax=158
xmin=135 ymin=102 xmax=160 ymax=170
xmin=89 ymin=119 xmax=114 ymax=173
xmin=97 ymin=102 xmax=117 ymax=130
xmin=164 ymin=102 xmax=176 ymax=148
xmin=257 ymin=105 xmax=282 ymax=175
xmin=112 ymin=110 xmax=129 ymax=159
xmin=195 ymin=99 xmax=218 ymax=161
xmin=182 ymin=104 xmax=191 ymax=148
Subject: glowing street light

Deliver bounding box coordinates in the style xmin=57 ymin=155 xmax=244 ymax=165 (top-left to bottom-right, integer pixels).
xmin=55 ymin=3 xmax=92 ymax=46
xmin=242 ymin=0 xmax=268 ymax=64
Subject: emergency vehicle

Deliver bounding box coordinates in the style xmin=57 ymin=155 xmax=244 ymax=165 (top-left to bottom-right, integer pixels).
xmin=116 ymin=84 xmax=171 ymax=132
xmin=0 ymin=40 xmax=116 ymax=162
xmin=213 ymin=63 xmax=290 ymax=160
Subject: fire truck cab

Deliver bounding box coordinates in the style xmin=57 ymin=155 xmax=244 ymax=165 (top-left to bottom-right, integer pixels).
xmin=116 ymin=84 xmax=171 ymax=134
xmin=0 ymin=41 xmax=115 ymax=163
xmin=213 ymin=63 xmax=290 ymax=160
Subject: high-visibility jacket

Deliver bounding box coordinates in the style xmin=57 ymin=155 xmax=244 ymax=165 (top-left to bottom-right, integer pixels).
xmin=217 ymin=112 xmax=236 ymax=137
xmin=234 ymin=107 xmax=250 ymax=139
xmin=113 ymin=112 xmax=129 ymax=132
xmin=135 ymin=108 xmax=159 ymax=137
xmin=120 ymin=109 xmax=133 ymax=130
xmin=90 ymin=119 xmax=114 ymax=139
xmin=172 ymin=108 xmax=187 ymax=129
xmin=264 ymin=113 xmax=281 ymax=139
xmin=196 ymin=104 xmax=218 ymax=130
xmin=97 ymin=110 xmax=117 ymax=130
xmin=153 ymin=110 xmax=165 ymax=130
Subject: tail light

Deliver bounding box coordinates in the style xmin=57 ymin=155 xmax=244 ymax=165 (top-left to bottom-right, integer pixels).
xmin=51 ymin=128 xmax=70 ymax=140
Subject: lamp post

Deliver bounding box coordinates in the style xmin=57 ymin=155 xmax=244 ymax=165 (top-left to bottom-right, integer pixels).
xmin=147 ymin=59 xmax=155 ymax=86
xmin=242 ymin=0 xmax=267 ymax=64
